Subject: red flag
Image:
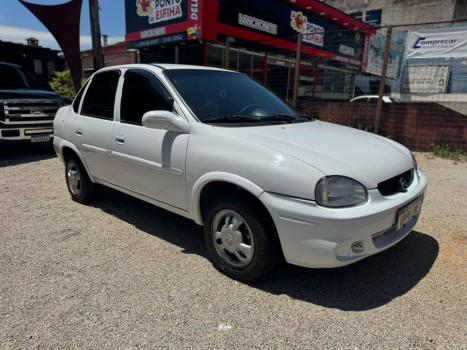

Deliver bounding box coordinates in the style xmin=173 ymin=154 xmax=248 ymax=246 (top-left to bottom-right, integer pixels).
xmin=19 ymin=0 xmax=83 ymax=91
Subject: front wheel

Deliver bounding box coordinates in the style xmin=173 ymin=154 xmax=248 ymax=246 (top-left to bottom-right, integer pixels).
xmin=65 ymin=157 xmax=95 ymax=203
xmin=203 ymin=197 xmax=281 ymax=281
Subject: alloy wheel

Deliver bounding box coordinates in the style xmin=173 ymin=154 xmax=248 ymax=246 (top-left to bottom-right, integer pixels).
xmin=67 ymin=164 xmax=81 ymax=195
xmin=211 ymin=209 xmax=254 ymax=268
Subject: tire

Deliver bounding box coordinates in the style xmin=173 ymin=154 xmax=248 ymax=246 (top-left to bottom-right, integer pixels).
xmin=65 ymin=156 xmax=95 ymax=203
xmin=203 ymin=196 xmax=281 ymax=281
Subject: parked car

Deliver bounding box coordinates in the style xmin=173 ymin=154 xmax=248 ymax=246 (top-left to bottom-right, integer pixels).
xmin=350 ymin=95 xmax=393 ymax=104
xmin=53 ymin=64 xmax=427 ymax=281
xmin=0 ymin=62 xmax=68 ymax=143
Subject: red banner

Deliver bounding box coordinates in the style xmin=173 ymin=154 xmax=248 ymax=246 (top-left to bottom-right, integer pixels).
xmin=19 ymin=0 xmax=83 ymax=91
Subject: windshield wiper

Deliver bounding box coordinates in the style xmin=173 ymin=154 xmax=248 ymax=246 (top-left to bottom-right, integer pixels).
xmin=202 ymin=115 xmax=260 ymax=124
xmin=202 ymin=114 xmax=313 ymax=125
xmin=258 ymin=114 xmax=302 ymax=124
xmin=262 ymin=114 xmax=315 ymax=123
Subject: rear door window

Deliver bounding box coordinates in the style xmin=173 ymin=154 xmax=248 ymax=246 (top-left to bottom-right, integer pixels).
xmin=72 ymin=80 xmax=89 ymax=113
xmin=81 ymin=70 xmax=120 ymax=120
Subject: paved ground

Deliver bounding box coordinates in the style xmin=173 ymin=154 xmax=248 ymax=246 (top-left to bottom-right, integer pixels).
xmin=0 ymin=144 xmax=466 ymax=349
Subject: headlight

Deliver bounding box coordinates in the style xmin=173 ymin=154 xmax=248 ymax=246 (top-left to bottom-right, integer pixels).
xmin=411 ymin=152 xmax=418 ymax=170
xmin=315 ymin=176 xmax=367 ymax=208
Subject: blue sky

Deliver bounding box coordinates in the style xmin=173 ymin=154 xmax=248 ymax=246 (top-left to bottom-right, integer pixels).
xmin=0 ymin=0 xmax=126 ymax=50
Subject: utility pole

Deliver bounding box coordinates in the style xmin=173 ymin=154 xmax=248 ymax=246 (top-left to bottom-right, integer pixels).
xmin=89 ymin=0 xmax=104 ymax=71
xmin=292 ymin=33 xmax=302 ymax=108
xmin=374 ymin=26 xmax=393 ymax=134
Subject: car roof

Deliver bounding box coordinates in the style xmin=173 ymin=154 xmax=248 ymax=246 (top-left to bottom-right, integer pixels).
xmin=153 ymin=63 xmax=231 ymax=72
xmin=351 ymin=95 xmax=392 ymax=101
xmin=96 ymin=63 xmax=233 ymax=73
xmin=352 ymin=95 xmax=380 ymax=99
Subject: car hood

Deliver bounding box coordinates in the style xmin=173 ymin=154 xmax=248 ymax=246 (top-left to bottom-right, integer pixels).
xmin=0 ymin=88 xmax=62 ymax=100
xmin=237 ymin=121 xmax=413 ymax=188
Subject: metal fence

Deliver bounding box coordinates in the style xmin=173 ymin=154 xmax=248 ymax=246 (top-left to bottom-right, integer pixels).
xmin=123 ymin=19 xmax=467 ymax=151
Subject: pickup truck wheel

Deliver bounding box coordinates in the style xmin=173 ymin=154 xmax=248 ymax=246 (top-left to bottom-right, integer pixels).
xmin=204 ymin=197 xmax=280 ymax=281
xmin=65 ymin=157 xmax=95 ymax=203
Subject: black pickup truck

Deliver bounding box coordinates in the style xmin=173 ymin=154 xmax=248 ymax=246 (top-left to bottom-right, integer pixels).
xmin=0 ymin=62 xmax=69 ymax=143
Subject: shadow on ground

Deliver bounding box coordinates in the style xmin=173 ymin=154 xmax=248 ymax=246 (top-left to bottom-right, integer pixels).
xmin=0 ymin=142 xmax=56 ymax=167
xmin=92 ymin=187 xmax=439 ymax=312
xmin=256 ymin=232 xmax=438 ymax=311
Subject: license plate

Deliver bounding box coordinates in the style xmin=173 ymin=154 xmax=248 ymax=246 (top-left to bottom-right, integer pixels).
xmin=31 ymin=134 xmax=50 ymax=143
xmin=397 ymin=197 xmax=422 ymax=230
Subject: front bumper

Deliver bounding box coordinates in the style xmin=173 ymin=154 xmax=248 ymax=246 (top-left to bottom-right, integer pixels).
xmin=0 ymin=123 xmax=53 ymax=141
xmin=260 ymin=170 xmax=428 ymax=268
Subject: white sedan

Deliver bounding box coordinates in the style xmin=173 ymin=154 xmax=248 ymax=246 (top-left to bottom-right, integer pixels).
xmin=350 ymin=95 xmax=393 ymax=103
xmin=53 ymin=64 xmax=427 ymax=281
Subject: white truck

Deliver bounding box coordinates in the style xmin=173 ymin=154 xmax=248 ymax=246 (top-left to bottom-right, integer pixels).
xmin=0 ymin=62 xmax=68 ymax=143
xmin=53 ymin=64 xmax=427 ymax=281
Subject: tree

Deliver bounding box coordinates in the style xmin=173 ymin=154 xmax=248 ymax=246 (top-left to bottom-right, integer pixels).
xmin=49 ymin=69 xmax=76 ymax=100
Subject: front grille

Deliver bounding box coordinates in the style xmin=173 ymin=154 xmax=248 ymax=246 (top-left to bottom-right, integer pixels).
xmin=8 ymin=116 xmax=55 ymax=122
xmin=0 ymin=103 xmax=5 ymax=121
xmin=2 ymin=99 xmax=61 ymax=124
xmin=377 ymin=169 xmax=413 ymax=196
xmin=0 ymin=122 xmax=53 ymax=129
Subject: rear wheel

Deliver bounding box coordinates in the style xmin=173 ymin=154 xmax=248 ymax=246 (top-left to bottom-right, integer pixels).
xmin=204 ymin=197 xmax=281 ymax=281
xmin=65 ymin=156 xmax=95 ymax=203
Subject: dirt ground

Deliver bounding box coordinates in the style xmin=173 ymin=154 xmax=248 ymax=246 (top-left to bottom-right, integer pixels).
xmin=0 ymin=145 xmax=466 ymax=349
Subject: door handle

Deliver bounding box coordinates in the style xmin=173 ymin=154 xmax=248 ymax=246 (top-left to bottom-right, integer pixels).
xmin=75 ymin=128 xmax=83 ymax=136
xmin=115 ymin=135 xmax=125 ymax=144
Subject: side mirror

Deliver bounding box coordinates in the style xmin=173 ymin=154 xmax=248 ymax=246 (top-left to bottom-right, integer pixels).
xmin=142 ymin=110 xmax=190 ymax=134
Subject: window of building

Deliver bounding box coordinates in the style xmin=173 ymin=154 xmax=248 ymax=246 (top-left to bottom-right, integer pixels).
xmin=454 ymin=0 xmax=467 ymax=19
xmin=349 ymin=9 xmax=382 ymax=27
xmin=81 ymin=70 xmax=120 ymax=120
xmin=33 ymin=59 xmax=43 ymax=74
xmin=120 ymin=69 xmax=173 ymax=125
xmin=207 ymin=44 xmax=225 ymax=67
xmin=349 ymin=11 xmax=363 ymax=21
xmin=47 ymin=61 xmax=55 ymax=76
xmin=365 ymin=9 xmax=382 ymax=26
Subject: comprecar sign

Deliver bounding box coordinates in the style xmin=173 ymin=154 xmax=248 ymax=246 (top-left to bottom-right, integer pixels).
xmin=407 ymin=28 xmax=467 ymax=59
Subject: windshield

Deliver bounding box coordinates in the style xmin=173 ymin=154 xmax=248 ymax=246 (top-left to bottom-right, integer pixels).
xmin=0 ymin=64 xmax=40 ymax=89
xmin=164 ymin=69 xmax=299 ymax=123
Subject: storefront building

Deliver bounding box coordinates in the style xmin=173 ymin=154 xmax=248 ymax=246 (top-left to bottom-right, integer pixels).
xmin=125 ymin=0 xmax=373 ymax=101
xmin=81 ymin=42 xmax=139 ymax=79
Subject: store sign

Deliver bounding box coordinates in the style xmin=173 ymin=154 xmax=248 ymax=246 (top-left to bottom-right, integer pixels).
xmin=402 ymin=65 xmax=450 ymax=93
xmin=141 ymin=26 xmax=166 ymax=39
xmin=217 ymin=0 xmax=360 ymax=59
xmin=290 ymin=11 xmax=324 ymax=47
xmin=189 ymin=0 xmax=199 ymax=20
xmin=136 ymin=0 xmax=183 ymax=24
xmin=366 ymin=32 xmax=406 ymax=79
xmin=128 ymin=33 xmax=186 ymax=48
xmin=126 ymin=0 xmax=193 ymax=38
xmin=407 ymin=28 xmax=467 ymax=59
xmin=238 ymin=13 xmax=278 ymax=35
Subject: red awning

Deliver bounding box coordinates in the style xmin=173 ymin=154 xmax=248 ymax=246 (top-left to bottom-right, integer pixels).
xmin=289 ymin=0 xmax=375 ymax=33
